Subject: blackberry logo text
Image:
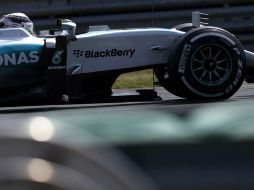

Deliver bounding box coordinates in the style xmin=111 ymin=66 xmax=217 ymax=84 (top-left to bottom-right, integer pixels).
xmin=73 ymin=49 xmax=136 ymax=59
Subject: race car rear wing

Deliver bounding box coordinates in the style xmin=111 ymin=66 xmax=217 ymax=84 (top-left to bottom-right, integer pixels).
xmin=192 ymin=11 xmax=209 ymax=27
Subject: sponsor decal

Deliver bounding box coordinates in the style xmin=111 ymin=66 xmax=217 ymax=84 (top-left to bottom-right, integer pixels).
xmin=48 ymin=65 xmax=66 ymax=70
xmin=73 ymin=49 xmax=136 ymax=59
xmin=0 ymin=51 xmax=39 ymax=66
xmin=52 ymin=50 xmax=64 ymax=65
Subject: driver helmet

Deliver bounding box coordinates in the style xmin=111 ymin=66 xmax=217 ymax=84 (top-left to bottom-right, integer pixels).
xmin=0 ymin=13 xmax=34 ymax=35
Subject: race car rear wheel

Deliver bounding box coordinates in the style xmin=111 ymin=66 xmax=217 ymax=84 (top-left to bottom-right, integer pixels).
xmin=155 ymin=23 xmax=198 ymax=98
xmin=155 ymin=67 xmax=188 ymax=98
xmin=167 ymin=27 xmax=246 ymax=100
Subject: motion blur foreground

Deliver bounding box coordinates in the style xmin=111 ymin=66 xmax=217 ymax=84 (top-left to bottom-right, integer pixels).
xmin=1 ymin=0 xmax=254 ymax=190
xmin=2 ymin=102 xmax=254 ymax=190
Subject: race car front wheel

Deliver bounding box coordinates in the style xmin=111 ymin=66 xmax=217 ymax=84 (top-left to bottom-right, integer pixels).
xmin=168 ymin=27 xmax=246 ymax=100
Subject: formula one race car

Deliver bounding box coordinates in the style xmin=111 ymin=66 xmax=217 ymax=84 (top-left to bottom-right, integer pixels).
xmin=1 ymin=12 xmax=254 ymax=101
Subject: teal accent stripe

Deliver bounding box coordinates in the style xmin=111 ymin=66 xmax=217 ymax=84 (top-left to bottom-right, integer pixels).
xmin=0 ymin=44 xmax=43 ymax=54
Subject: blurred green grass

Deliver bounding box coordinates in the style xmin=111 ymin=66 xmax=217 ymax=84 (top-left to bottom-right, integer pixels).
xmin=113 ymin=69 xmax=155 ymax=89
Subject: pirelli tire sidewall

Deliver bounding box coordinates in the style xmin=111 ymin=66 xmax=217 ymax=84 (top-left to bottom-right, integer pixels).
xmin=174 ymin=27 xmax=246 ymax=99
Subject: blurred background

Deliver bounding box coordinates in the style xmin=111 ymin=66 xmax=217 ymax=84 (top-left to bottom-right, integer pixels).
xmin=0 ymin=0 xmax=253 ymax=51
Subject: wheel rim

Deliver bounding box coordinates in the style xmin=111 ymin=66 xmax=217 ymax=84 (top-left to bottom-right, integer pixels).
xmin=190 ymin=44 xmax=232 ymax=87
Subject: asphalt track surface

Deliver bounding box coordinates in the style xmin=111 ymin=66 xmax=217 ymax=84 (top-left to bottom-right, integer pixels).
xmin=0 ymin=83 xmax=254 ymax=116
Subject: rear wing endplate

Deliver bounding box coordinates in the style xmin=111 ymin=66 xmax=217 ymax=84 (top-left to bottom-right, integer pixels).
xmin=192 ymin=11 xmax=209 ymax=27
